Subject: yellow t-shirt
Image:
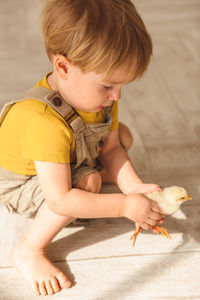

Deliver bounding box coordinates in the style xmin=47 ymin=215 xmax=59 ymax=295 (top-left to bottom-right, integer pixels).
xmin=0 ymin=73 xmax=119 ymax=175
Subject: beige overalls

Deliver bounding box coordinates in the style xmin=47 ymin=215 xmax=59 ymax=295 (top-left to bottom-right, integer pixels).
xmin=0 ymin=86 xmax=112 ymax=217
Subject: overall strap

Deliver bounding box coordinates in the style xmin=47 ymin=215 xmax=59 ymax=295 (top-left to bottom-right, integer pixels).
xmin=15 ymin=86 xmax=74 ymax=119
xmin=18 ymin=87 xmax=85 ymax=133
xmin=0 ymin=86 xmax=76 ymax=126
xmin=0 ymin=86 xmax=113 ymax=131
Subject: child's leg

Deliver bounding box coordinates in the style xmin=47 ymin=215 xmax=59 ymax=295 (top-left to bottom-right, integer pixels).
xmin=11 ymin=171 xmax=101 ymax=296
xmin=100 ymin=122 xmax=133 ymax=183
xmin=118 ymin=122 xmax=134 ymax=151
xmin=11 ymin=202 xmax=75 ymax=296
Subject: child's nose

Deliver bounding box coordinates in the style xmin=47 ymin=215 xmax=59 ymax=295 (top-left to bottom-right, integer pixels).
xmin=109 ymin=89 xmax=121 ymax=101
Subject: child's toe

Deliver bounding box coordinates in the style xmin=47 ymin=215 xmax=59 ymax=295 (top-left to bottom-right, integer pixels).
xmin=45 ymin=279 xmax=54 ymax=295
xmin=39 ymin=281 xmax=47 ymax=296
xmin=57 ymin=272 xmax=72 ymax=289
xmin=51 ymin=277 xmax=61 ymax=292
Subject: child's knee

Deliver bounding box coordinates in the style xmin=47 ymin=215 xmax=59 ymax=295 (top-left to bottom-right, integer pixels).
xmin=86 ymin=172 xmax=102 ymax=193
xmin=75 ymin=171 xmax=102 ymax=193
xmin=119 ymin=122 xmax=134 ymax=151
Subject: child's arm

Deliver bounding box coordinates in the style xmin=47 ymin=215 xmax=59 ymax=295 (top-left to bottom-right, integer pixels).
xmin=35 ymin=161 xmax=163 ymax=229
xmin=98 ymin=128 xmax=161 ymax=195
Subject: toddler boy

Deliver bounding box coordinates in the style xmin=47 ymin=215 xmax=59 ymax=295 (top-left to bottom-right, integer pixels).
xmin=0 ymin=0 xmax=164 ymax=296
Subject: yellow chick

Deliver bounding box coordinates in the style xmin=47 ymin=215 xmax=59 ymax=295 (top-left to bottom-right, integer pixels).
xmin=130 ymin=186 xmax=192 ymax=246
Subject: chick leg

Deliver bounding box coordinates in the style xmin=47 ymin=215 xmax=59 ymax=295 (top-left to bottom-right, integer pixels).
xmin=152 ymin=225 xmax=171 ymax=239
xmin=130 ymin=223 xmax=141 ymax=246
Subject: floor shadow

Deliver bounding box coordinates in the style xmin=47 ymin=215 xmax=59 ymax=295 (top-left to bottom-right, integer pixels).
xmin=96 ymin=248 xmax=197 ymax=299
xmin=49 ymin=200 xmax=200 ymax=259
xmin=48 ymin=217 xmax=133 ymax=259
xmin=48 ymin=217 xmax=134 ymax=286
xmin=42 ymin=185 xmax=200 ymax=291
xmin=92 ymin=203 xmax=200 ymax=298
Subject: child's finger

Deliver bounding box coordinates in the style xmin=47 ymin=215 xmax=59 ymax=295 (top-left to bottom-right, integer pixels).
xmin=131 ymin=184 xmax=162 ymax=194
xmin=151 ymin=184 xmax=163 ymax=192
xmin=149 ymin=211 xmax=164 ymax=221
xmin=151 ymin=202 xmax=164 ymax=214
xmin=145 ymin=184 xmax=163 ymax=194
xmin=158 ymin=218 xmax=164 ymax=224
xmin=140 ymin=223 xmax=150 ymax=230
xmin=152 ymin=227 xmax=158 ymax=233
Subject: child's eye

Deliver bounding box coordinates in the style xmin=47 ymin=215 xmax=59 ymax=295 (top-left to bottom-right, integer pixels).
xmin=102 ymin=85 xmax=112 ymax=90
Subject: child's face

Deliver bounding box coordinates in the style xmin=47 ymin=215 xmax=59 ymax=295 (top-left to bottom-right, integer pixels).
xmin=55 ymin=60 xmax=133 ymax=113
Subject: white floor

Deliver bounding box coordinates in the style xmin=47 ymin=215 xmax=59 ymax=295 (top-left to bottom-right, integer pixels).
xmin=0 ymin=0 xmax=200 ymax=299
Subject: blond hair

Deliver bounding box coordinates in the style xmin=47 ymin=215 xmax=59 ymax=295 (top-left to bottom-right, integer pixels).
xmin=41 ymin=0 xmax=152 ymax=81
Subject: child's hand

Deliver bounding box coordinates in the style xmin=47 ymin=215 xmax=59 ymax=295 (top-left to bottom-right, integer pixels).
xmin=122 ymin=193 xmax=164 ymax=230
xmin=127 ymin=183 xmax=162 ymax=195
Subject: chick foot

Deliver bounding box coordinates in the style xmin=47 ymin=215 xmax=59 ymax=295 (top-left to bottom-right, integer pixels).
xmin=151 ymin=225 xmax=171 ymax=239
xmin=130 ymin=224 xmax=141 ymax=246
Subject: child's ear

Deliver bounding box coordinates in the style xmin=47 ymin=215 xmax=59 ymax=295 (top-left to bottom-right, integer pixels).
xmin=53 ymin=55 xmax=71 ymax=79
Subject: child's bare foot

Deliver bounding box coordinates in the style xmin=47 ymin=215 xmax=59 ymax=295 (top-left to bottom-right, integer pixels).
xmin=10 ymin=240 xmax=72 ymax=296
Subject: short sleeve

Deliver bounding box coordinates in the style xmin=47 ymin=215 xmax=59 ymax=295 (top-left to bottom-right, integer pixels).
xmin=20 ymin=113 xmax=71 ymax=163
xmin=110 ymin=101 xmax=119 ymax=131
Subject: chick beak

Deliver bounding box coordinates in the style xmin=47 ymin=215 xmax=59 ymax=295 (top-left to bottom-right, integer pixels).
xmin=177 ymin=194 xmax=192 ymax=202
